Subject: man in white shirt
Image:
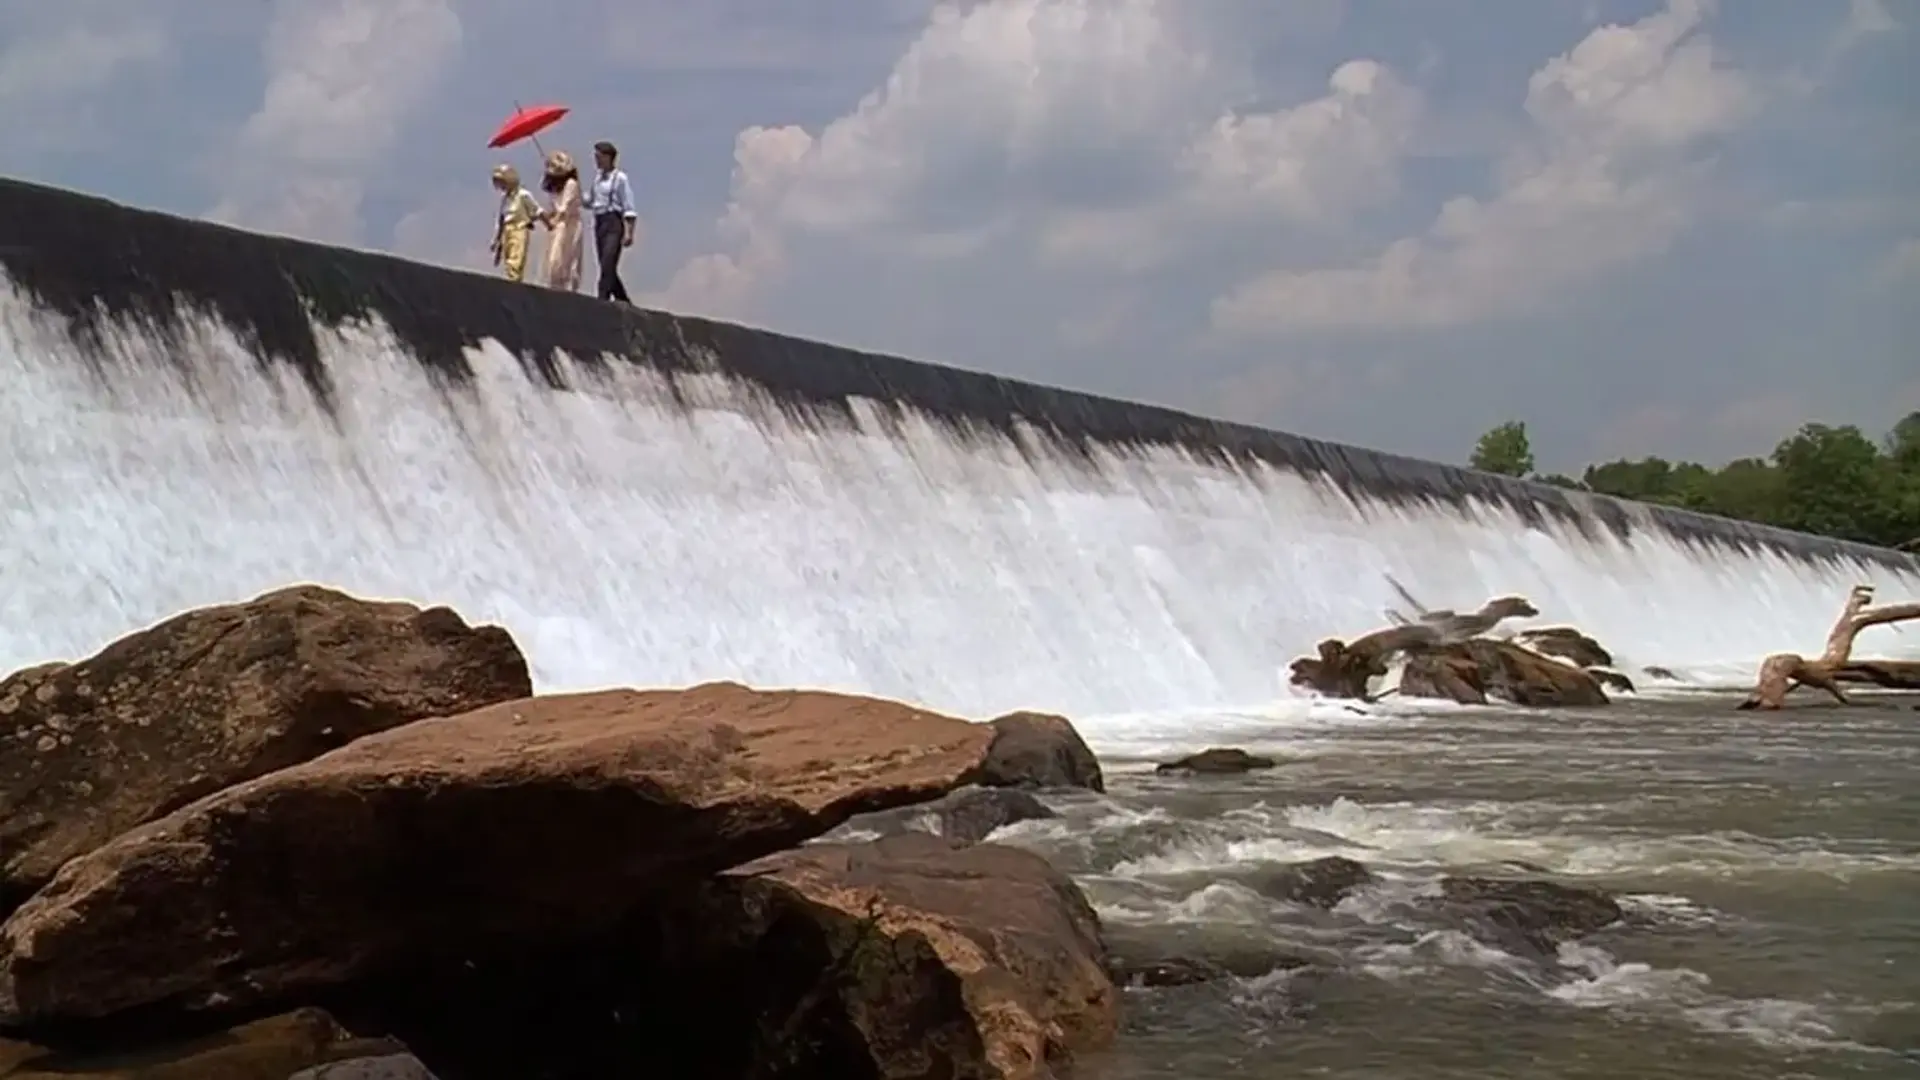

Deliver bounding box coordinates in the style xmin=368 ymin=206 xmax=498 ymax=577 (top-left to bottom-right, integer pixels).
xmin=584 ymin=140 xmax=638 ymax=303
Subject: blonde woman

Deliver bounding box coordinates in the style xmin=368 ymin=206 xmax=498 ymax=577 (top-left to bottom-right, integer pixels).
xmin=539 ymin=151 xmax=584 ymax=292
xmin=489 ymin=163 xmax=541 ymax=283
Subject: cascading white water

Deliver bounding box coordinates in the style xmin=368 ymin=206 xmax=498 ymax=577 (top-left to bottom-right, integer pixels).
xmin=4 ymin=281 xmax=1918 ymax=733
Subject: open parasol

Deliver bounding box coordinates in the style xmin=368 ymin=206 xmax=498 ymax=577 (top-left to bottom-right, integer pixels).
xmin=488 ymin=103 xmax=569 ymax=155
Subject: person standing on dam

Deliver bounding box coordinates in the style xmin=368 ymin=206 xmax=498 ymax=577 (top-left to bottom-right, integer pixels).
xmin=489 ymin=163 xmax=542 ymax=284
xmin=538 ymin=150 xmax=585 ymax=292
xmin=585 ymin=140 xmax=638 ymax=303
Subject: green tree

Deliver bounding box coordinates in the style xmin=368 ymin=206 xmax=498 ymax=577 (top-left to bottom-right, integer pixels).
xmin=1692 ymin=457 xmax=1786 ymax=524
xmin=1882 ymin=411 xmax=1920 ymax=546
xmin=1769 ymin=424 xmax=1895 ymax=544
xmin=1886 ymin=410 xmax=1920 ymax=468
xmin=1470 ymin=421 xmax=1535 ymax=478
xmin=1584 ymin=457 xmax=1677 ymax=501
xmin=1460 ymin=412 xmax=1919 ymax=549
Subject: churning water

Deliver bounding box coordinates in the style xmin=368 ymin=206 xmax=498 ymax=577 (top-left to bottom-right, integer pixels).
xmin=992 ymin=694 xmax=1920 ymax=1079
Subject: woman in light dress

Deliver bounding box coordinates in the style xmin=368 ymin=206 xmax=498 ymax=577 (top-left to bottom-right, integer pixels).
xmin=538 ymin=151 xmax=584 ymax=292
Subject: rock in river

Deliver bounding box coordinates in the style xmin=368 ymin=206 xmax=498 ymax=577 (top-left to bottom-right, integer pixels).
xmin=0 ymin=682 xmax=996 ymax=1028
xmin=1154 ymin=748 xmax=1277 ymax=775
xmin=839 ymin=785 xmax=1059 ymax=847
xmin=1242 ymin=856 xmax=1374 ymax=909
xmin=963 ymin=711 xmax=1104 ymax=793
xmin=1400 ymin=639 xmax=1610 ymax=708
xmin=331 ymin=834 xmax=1116 ymax=1080
xmin=1438 ymin=876 xmax=1623 ymax=956
xmin=0 ymin=585 xmax=531 ymax=913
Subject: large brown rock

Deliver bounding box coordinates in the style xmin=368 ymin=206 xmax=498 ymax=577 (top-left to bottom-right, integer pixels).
xmin=742 ymin=834 xmax=1116 ymax=1078
xmin=0 ymin=1007 xmax=404 ymax=1079
xmin=963 ymin=711 xmax=1104 ymax=793
xmin=0 ymin=585 xmax=531 ymax=912
xmin=341 ymin=833 xmax=1116 ymax=1080
xmin=0 ymin=683 xmax=995 ymax=1029
xmin=1400 ymin=640 xmax=1609 ymax=708
xmin=1513 ymin=626 xmax=1613 ymax=669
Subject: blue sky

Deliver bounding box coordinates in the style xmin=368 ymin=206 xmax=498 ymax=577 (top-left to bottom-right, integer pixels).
xmin=1 ymin=0 xmax=1913 ymax=472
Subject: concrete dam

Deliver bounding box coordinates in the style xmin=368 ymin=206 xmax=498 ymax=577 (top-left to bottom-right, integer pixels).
xmin=4 ymin=175 xmax=1917 ymax=749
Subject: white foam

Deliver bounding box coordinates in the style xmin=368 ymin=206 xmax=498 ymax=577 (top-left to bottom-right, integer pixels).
xmin=5 ymin=290 xmax=1918 ymax=727
xmin=1095 ymin=797 xmax=1920 ymax=881
xmin=1550 ymin=944 xmax=1876 ymax=1054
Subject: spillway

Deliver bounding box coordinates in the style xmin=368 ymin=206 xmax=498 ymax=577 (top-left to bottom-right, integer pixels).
xmin=4 ymin=176 xmax=1918 ymax=726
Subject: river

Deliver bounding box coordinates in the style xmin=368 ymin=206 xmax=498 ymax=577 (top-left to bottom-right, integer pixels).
xmin=994 ymin=692 xmax=1918 ymax=1078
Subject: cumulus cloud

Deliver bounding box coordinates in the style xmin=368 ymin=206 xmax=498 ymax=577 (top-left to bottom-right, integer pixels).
xmin=1210 ymin=0 xmax=1757 ymax=336
xmin=207 ymin=0 xmax=463 ymax=244
xmin=659 ymin=0 xmax=1418 ymax=315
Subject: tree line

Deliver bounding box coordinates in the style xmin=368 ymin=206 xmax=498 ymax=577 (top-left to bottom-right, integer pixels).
xmin=1466 ymin=411 xmax=1920 ymax=552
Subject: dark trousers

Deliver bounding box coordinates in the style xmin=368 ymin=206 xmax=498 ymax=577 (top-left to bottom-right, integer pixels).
xmin=594 ymin=213 xmax=631 ymax=303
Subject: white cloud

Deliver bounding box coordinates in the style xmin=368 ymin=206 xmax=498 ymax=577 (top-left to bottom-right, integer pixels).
xmin=206 ymin=0 xmax=463 ymax=244
xmin=1210 ymin=0 xmax=1757 ymax=336
xmin=1038 ymin=58 xmax=1421 ymax=272
xmin=658 ymin=0 xmax=1417 ymax=315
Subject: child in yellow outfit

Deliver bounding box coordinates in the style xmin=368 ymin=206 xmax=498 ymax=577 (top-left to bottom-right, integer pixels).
xmin=489 ymin=163 xmax=542 ymax=283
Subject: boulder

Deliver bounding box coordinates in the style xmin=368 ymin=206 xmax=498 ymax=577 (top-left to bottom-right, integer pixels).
xmin=1153 ymin=748 xmax=1276 ymax=775
xmin=962 ymin=711 xmax=1104 ymax=793
xmin=1102 ymin=919 xmax=1316 ymax=989
xmin=1642 ymin=666 xmax=1680 ymax=681
xmin=1400 ymin=640 xmax=1609 ymax=708
xmin=1241 ymin=856 xmax=1373 ymax=909
xmin=0 ymin=585 xmax=531 ymax=912
xmin=0 ymin=1007 xmax=405 ymax=1079
xmin=1107 ymin=951 xmax=1309 ymax=988
xmin=0 ymin=682 xmax=996 ymax=1029
xmin=834 ymin=786 xmax=1058 ymax=848
xmin=1513 ymin=627 xmax=1613 ymax=669
xmin=734 ymin=835 xmax=1116 ymax=1079
xmin=1437 ymin=876 xmax=1622 ymax=956
xmin=1589 ymin=668 xmax=1635 ymax=693
xmin=331 ymin=835 xmax=1116 ymax=1080
xmin=1397 ymin=651 xmax=1488 ymax=705
xmin=926 ymin=786 xmax=1058 ymax=846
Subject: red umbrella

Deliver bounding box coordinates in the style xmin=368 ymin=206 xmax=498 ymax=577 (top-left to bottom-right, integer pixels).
xmin=489 ymin=103 xmax=568 ymax=149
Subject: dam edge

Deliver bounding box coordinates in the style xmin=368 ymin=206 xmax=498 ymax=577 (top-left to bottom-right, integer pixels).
xmin=2 ymin=173 xmax=1914 ymax=577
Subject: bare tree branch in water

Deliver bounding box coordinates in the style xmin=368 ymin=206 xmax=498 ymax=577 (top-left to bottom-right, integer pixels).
xmin=1739 ymin=584 xmax=1920 ymax=710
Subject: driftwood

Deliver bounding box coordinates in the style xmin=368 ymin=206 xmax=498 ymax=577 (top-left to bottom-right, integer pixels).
xmin=1738 ymin=584 xmax=1920 ymax=709
xmin=1382 ymin=578 xmax=1541 ymax=644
